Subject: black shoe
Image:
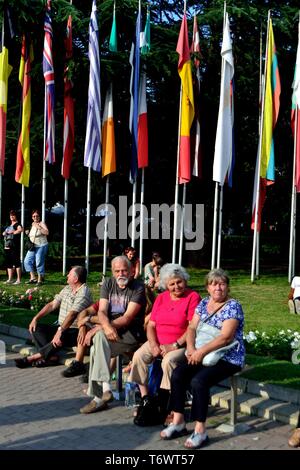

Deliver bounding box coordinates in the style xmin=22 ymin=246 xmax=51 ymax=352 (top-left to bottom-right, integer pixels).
xmin=61 ymin=360 xmax=86 ymax=378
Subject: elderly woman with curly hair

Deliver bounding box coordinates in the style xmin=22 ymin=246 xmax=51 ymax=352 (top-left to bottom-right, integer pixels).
xmin=129 ymin=263 xmax=200 ymax=425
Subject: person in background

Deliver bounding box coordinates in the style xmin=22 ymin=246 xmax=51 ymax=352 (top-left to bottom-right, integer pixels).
xmin=2 ymin=210 xmax=23 ymax=285
xmin=14 ymin=266 xmax=92 ymax=368
xmin=129 ymin=263 xmax=200 ymax=426
xmin=288 ymin=417 xmax=300 ymax=447
xmin=160 ymin=269 xmax=245 ymax=449
xmin=144 ymin=252 xmax=164 ymax=291
xmin=123 ymin=246 xmax=141 ymax=279
xmin=24 ymin=209 xmax=49 ymax=286
xmin=288 ymin=276 xmax=300 ymax=314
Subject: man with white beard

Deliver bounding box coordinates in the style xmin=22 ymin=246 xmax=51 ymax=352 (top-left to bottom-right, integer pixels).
xmin=80 ymin=256 xmax=146 ymax=414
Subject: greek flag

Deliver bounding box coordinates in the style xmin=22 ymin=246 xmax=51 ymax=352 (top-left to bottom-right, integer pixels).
xmin=84 ymin=0 xmax=101 ymax=172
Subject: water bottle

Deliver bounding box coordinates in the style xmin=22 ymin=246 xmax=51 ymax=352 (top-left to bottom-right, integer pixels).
xmin=125 ymin=382 xmax=137 ymax=408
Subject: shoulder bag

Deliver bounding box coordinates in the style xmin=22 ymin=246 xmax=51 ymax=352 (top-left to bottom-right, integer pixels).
xmin=195 ymin=300 xmax=239 ymax=367
xmin=26 ymin=228 xmax=37 ymax=252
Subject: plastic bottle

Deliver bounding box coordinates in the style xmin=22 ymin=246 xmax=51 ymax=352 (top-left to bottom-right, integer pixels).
xmin=125 ymin=382 xmax=137 ymax=408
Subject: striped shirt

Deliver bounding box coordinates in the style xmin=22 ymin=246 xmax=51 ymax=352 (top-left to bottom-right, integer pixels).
xmin=56 ymin=284 xmax=93 ymax=328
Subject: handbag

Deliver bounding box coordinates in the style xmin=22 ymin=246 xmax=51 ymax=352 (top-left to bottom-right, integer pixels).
xmin=195 ymin=301 xmax=239 ymax=367
xmin=26 ymin=228 xmax=37 ymax=252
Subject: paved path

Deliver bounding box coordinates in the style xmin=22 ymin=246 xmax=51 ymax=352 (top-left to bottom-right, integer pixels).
xmin=0 ymin=352 xmax=298 ymax=452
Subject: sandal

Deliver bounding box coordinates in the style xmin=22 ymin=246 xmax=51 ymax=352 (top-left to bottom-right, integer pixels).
xmin=184 ymin=432 xmax=209 ymax=449
xmin=160 ymin=422 xmax=188 ymax=440
xmin=15 ymin=357 xmax=33 ymax=369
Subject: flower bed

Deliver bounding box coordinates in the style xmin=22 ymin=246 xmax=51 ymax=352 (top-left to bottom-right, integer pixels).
xmin=0 ymin=288 xmax=52 ymax=312
xmin=244 ymin=329 xmax=300 ymax=361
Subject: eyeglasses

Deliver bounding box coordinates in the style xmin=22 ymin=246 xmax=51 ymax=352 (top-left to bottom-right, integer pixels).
xmin=33 ymin=215 xmax=40 ymax=218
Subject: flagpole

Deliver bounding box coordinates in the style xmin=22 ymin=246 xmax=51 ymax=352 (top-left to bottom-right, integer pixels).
xmin=216 ymin=185 xmax=224 ymax=268
xmin=289 ymin=110 xmax=298 ymax=282
xmin=62 ymin=179 xmax=68 ymax=275
xmin=131 ymin=180 xmax=137 ymax=247
xmin=211 ymin=182 xmax=219 ymax=269
xmin=172 ymin=87 xmax=182 ymax=263
xmin=0 ymin=21 xmax=3 ymax=230
xmin=42 ymin=83 xmax=47 ymax=222
xmin=20 ymin=185 xmax=25 ymax=268
xmin=103 ymin=175 xmax=110 ymax=277
xmin=256 ymin=26 xmax=263 ymax=278
xmin=139 ymin=168 xmax=145 ymax=274
xmin=178 ymin=183 xmax=186 ymax=265
xmin=85 ymin=167 xmax=91 ymax=273
xmin=251 ymin=11 xmax=271 ymax=283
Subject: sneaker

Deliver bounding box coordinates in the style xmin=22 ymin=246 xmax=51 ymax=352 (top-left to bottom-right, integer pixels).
xmin=80 ymin=391 xmax=113 ymax=414
xmin=288 ymin=299 xmax=296 ymax=314
xmin=62 ymin=360 xmax=86 ymax=378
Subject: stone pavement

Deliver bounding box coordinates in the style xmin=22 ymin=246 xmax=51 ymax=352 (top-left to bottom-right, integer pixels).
xmin=0 ymin=351 xmax=298 ymax=452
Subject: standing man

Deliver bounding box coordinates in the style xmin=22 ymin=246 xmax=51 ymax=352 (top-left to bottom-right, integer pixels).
xmin=80 ymin=255 xmax=146 ymax=414
xmin=14 ymin=266 xmax=93 ymax=368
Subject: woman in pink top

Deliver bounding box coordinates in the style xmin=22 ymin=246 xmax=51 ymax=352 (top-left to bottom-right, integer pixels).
xmin=129 ymin=263 xmax=200 ymax=425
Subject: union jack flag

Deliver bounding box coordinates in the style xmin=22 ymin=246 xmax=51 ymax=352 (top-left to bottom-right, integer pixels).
xmin=43 ymin=0 xmax=55 ymax=164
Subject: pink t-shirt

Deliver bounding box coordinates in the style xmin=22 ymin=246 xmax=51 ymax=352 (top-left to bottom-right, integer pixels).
xmin=150 ymin=288 xmax=200 ymax=344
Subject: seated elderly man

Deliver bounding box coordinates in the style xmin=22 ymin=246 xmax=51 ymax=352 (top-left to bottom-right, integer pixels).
xmin=80 ymin=255 xmax=146 ymax=414
xmin=14 ymin=266 xmax=92 ymax=368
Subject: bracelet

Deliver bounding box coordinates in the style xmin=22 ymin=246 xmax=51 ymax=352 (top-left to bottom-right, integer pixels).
xmin=87 ymin=314 xmax=93 ymax=323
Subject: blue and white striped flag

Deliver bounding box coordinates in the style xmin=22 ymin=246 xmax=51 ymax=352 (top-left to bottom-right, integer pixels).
xmin=43 ymin=0 xmax=55 ymax=164
xmin=84 ymin=0 xmax=101 ymax=172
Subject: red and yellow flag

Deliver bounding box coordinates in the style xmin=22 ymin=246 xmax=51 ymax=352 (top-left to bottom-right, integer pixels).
xmin=176 ymin=14 xmax=194 ymax=184
xmin=15 ymin=35 xmax=33 ymax=187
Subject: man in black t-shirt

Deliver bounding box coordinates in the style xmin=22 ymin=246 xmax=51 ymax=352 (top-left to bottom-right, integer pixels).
xmin=80 ymin=255 xmax=146 ymax=414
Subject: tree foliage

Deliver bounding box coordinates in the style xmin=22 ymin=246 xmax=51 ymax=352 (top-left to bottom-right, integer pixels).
xmin=0 ymin=0 xmax=299 ymax=261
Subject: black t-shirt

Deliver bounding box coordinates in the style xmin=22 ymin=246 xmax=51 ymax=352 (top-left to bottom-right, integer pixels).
xmin=4 ymin=222 xmax=22 ymax=250
xmin=101 ymin=277 xmax=146 ymax=341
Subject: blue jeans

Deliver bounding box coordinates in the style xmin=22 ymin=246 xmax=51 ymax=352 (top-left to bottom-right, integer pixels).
xmin=24 ymin=244 xmax=48 ymax=275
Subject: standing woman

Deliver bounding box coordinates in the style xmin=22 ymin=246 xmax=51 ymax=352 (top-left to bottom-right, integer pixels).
xmin=2 ymin=210 xmax=23 ymax=284
xmin=24 ymin=210 xmax=49 ymax=285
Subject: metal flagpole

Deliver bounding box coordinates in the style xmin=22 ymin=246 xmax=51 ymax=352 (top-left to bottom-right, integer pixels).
xmin=216 ymin=184 xmax=224 ymax=268
xmin=85 ymin=167 xmax=91 ymax=273
xmin=0 ymin=174 xmax=2 ymax=231
xmin=131 ymin=180 xmax=137 ymax=247
xmin=178 ymin=183 xmax=186 ymax=265
xmin=139 ymin=168 xmax=145 ymax=274
xmin=256 ymin=27 xmax=263 ymax=278
xmin=62 ymin=179 xmax=68 ymax=275
xmin=42 ymin=84 xmax=47 ymax=222
xmin=211 ymin=182 xmax=219 ymax=269
xmin=289 ymin=109 xmax=298 ymax=283
xmin=103 ymin=175 xmax=110 ymax=277
xmin=20 ymin=185 xmax=25 ymax=268
xmin=251 ymin=11 xmax=271 ymax=283
xmin=172 ymin=0 xmax=186 ymax=263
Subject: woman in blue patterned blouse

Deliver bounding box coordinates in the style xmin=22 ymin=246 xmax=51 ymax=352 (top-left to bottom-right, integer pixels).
xmin=160 ymin=268 xmax=245 ymax=449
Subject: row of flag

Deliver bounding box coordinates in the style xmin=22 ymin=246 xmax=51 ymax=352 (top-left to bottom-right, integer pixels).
xmin=0 ymin=2 xmax=299 ymax=235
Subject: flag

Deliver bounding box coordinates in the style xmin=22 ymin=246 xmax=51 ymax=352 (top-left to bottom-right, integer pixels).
xmin=176 ymin=13 xmax=194 ymax=184
xmin=140 ymin=7 xmax=150 ymax=55
xmin=61 ymin=15 xmax=74 ymax=180
xmin=0 ymin=4 xmax=14 ymax=175
xmin=43 ymin=0 xmax=55 ymax=164
xmin=84 ymin=0 xmax=101 ymax=172
xmin=109 ymin=1 xmax=117 ymax=52
xmin=213 ymin=13 xmax=234 ymax=186
xmin=102 ymin=83 xmax=116 ymax=177
xmin=291 ymin=18 xmax=300 ymax=192
xmin=129 ymin=9 xmax=141 ymax=182
xmin=15 ymin=35 xmax=33 ymax=187
xmin=190 ymin=15 xmax=202 ymax=178
xmin=137 ymin=72 xmax=148 ymax=168
xmin=251 ymin=16 xmax=281 ymax=231
xmin=260 ymin=17 xmax=281 ymax=183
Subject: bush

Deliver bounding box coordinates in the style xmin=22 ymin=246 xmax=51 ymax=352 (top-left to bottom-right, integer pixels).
xmin=244 ymin=329 xmax=300 ymax=361
xmin=0 ymin=287 xmax=52 ymax=312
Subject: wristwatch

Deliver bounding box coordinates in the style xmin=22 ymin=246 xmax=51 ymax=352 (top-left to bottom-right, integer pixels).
xmin=58 ymin=326 xmax=64 ymax=333
xmin=172 ymin=341 xmax=180 ymax=349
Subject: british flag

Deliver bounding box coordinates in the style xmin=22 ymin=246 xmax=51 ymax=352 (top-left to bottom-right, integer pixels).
xmin=43 ymin=0 xmax=55 ymax=164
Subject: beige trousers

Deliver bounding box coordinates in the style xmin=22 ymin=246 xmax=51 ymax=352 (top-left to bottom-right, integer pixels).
xmin=128 ymin=340 xmax=187 ymax=390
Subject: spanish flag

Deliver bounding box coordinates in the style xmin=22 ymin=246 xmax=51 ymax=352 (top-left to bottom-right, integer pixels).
xmin=15 ymin=35 xmax=33 ymax=187
xmin=176 ymin=14 xmax=194 ymax=184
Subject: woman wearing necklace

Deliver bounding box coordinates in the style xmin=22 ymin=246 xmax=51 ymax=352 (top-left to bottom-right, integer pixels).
xmin=160 ymin=268 xmax=245 ymax=449
xmin=129 ymin=263 xmax=200 ymax=426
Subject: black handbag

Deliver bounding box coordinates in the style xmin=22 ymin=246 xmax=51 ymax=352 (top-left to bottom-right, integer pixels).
xmin=26 ymin=240 xmax=35 ymax=251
